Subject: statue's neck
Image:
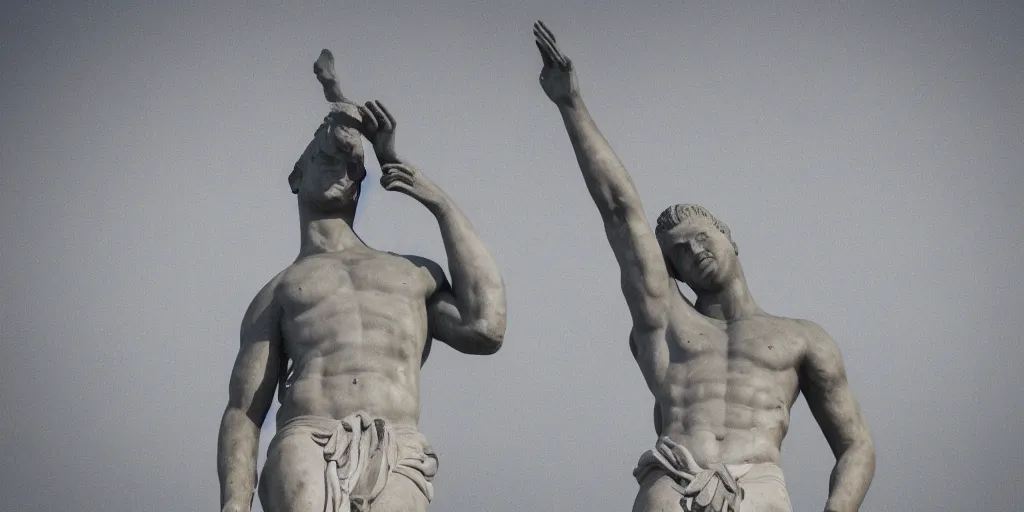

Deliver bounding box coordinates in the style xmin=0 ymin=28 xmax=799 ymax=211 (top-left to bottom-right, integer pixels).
xmin=297 ymin=203 xmax=366 ymax=257
xmin=694 ymin=265 xmax=763 ymax=322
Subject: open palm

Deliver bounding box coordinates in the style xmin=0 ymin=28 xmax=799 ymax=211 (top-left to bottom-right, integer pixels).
xmin=534 ymin=21 xmax=579 ymax=105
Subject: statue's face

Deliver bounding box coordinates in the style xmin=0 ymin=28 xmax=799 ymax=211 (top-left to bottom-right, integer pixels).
xmin=291 ymin=105 xmax=367 ymax=213
xmin=660 ymin=220 xmax=738 ymax=290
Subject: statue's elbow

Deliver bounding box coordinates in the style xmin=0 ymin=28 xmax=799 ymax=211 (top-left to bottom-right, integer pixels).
xmin=470 ymin=320 xmax=505 ymax=355
xmin=478 ymin=329 xmax=505 ymax=355
xmin=477 ymin=336 xmax=503 ymax=355
xmin=840 ymin=428 xmax=876 ymax=469
xmin=855 ymin=421 xmax=875 ymax=451
xmin=859 ymin=432 xmax=877 ymax=469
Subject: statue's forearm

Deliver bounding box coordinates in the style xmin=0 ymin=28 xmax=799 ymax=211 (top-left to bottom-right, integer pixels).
xmin=217 ymin=407 xmax=262 ymax=510
xmin=824 ymin=438 xmax=876 ymax=512
xmin=374 ymin=146 xmax=403 ymax=167
xmin=557 ymin=98 xmax=643 ymax=222
xmin=429 ymin=197 xmax=506 ymax=335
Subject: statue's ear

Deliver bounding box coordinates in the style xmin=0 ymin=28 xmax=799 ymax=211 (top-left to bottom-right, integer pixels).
xmin=288 ymin=164 xmax=302 ymax=194
xmin=721 ymin=229 xmax=739 ymax=256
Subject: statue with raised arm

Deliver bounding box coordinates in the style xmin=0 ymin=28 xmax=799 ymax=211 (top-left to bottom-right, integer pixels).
xmin=217 ymin=49 xmax=507 ymax=512
xmin=532 ymin=22 xmax=874 ymax=512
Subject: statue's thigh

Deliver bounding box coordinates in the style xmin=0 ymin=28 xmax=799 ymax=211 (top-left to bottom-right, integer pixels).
xmin=633 ymin=472 xmax=685 ymax=512
xmin=370 ymin=473 xmax=430 ymax=512
xmin=736 ymin=478 xmax=793 ymax=512
xmin=258 ymin=433 xmax=326 ymax=512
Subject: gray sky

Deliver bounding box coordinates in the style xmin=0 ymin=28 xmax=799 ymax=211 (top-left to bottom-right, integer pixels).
xmin=1 ymin=0 xmax=1022 ymax=510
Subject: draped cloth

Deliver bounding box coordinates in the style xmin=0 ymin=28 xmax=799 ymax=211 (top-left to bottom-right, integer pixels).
xmin=633 ymin=436 xmax=792 ymax=512
xmin=275 ymin=414 xmax=438 ymax=512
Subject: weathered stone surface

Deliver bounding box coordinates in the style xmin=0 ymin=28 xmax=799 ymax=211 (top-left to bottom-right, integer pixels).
xmin=216 ymin=49 xmax=507 ymax=512
xmin=533 ymin=20 xmax=875 ymax=512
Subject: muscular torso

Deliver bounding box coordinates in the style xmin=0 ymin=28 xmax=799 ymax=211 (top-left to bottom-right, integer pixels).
xmin=632 ymin=298 xmax=808 ymax=466
xmin=272 ymin=247 xmax=439 ymax=428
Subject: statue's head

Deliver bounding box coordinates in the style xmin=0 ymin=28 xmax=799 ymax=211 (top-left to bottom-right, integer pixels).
xmin=288 ymin=102 xmax=367 ymax=217
xmin=655 ymin=204 xmax=740 ymax=291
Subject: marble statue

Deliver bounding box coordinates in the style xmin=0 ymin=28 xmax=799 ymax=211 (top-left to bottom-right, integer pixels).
xmin=217 ymin=49 xmax=507 ymax=512
xmin=533 ymin=21 xmax=875 ymax=512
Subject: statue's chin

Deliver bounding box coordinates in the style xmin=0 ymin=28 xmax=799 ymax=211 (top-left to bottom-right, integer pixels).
xmin=309 ymin=201 xmax=356 ymax=218
xmin=682 ymin=273 xmax=720 ymax=294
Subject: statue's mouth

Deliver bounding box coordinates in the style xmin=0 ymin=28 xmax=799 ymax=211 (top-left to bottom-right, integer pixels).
xmin=695 ymin=253 xmax=715 ymax=274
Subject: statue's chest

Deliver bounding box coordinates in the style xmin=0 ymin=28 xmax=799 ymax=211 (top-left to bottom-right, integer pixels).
xmin=665 ymin=320 xmax=724 ymax=351
xmin=666 ymin=319 xmax=803 ymax=370
xmin=724 ymin=321 xmax=805 ymax=371
xmin=278 ymin=254 xmax=427 ymax=312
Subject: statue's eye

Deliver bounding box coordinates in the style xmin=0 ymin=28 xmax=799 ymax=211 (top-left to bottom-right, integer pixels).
xmin=696 ymin=232 xmax=709 ymax=242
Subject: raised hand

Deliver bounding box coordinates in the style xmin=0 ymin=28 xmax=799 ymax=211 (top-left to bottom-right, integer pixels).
xmin=379 ymin=163 xmax=445 ymax=208
xmin=534 ymin=20 xmax=579 ymax=105
xmin=358 ymin=100 xmax=400 ymax=165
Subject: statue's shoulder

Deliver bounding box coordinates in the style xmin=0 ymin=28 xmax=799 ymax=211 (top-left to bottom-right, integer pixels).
xmin=757 ymin=313 xmax=823 ymax=333
xmin=388 ymin=252 xmax=445 ymax=277
xmin=787 ymin=317 xmax=830 ymax=340
xmin=254 ymin=267 xmax=291 ymax=300
xmin=383 ymin=252 xmax=448 ymax=295
xmin=775 ymin=317 xmax=841 ymax=364
xmin=238 ymin=268 xmax=290 ymax=331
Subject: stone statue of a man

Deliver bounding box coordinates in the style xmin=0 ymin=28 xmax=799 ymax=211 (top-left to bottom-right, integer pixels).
xmin=217 ymin=50 xmax=507 ymax=512
xmin=533 ymin=22 xmax=875 ymax=512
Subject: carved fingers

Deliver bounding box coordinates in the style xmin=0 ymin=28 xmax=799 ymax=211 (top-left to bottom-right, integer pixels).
xmin=533 ymin=20 xmax=572 ymax=70
xmin=381 ymin=162 xmax=419 ymax=197
xmin=359 ymin=100 xmax=397 ymax=134
xmin=358 ymin=105 xmax=378 ymax=134
xmin=380 ymin=163 xmax=442 ymax=206
xmin=533 ymin=21 xmax=579 ymax=104
xmin=380 ymin=163 xmax=415 ymax=190
xmin=359 ymin=100 xmax=399 ymax=163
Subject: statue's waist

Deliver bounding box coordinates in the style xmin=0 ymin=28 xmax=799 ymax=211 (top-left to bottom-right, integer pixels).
xmin=283 ymin=346 xmax=425 ymax=384
xmin=656 ymin=429 xmax=784 ymax=466
xmin=278 ymin=372 xmax=421 ymax=426
xmin=283 ymin=329 xmax=429 ymax=359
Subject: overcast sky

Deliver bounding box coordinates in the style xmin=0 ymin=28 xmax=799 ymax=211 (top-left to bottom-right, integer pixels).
xmin=1 ymin=0 xmax=1022 ymax=510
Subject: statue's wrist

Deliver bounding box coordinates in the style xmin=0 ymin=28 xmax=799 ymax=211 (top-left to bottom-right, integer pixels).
xmin=425 ymin=196 xmax=453 ymax=216
xmin=220 ymin=495 xmax=252 ymax=512
xmin=557 ymin=92 xmax=583 ymax=110
xmin=375 ymin=149 xmax=398 ymax=163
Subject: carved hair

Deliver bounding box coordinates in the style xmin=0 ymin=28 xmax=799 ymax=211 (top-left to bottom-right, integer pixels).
xmin=655 ymin=203 xmax=738 ymax=255
xmin=287 ymin=110 xmax=355 ymax=194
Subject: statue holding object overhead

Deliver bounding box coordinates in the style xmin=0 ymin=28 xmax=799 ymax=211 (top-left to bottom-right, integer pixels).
xmin=216 ymin=49 xmax=507 ymax=512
